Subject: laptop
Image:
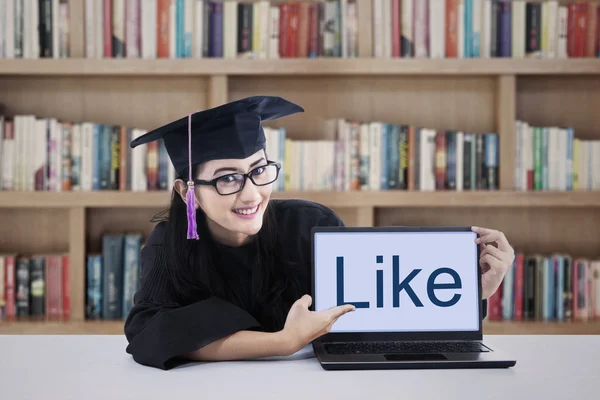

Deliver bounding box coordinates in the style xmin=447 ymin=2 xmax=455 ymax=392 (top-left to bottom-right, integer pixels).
xmin=310 ymin=225 xmax=517 ymax=371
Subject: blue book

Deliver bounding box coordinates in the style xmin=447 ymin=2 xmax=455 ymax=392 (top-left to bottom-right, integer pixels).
xmin=122 ymin=234 xmax=141 ymax=318
xmin=177 ymin=0 xmax=184 ymax=57
xmin=102 ymin=235 xmax=124 ymax=320
xmin=92 ymin=124 xmax=102 ymax=190
xmin=380 ymin=124 xmax=388 ymax=190
xmin=465 ymin=0 xmax=472 ymax=58
xmin=86 ymin=255 xmax=102 ymax=319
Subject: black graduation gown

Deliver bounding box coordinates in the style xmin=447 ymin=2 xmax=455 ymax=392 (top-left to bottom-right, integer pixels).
xmin=124 ymin=199 xmax=488 ymax=370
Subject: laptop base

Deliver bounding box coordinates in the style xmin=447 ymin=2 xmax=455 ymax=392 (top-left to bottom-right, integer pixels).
xmin=313 ymin=341 xmax=517 ymax=371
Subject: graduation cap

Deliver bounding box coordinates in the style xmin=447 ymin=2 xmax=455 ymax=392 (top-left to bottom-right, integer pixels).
xmin=130 ymin=95 xmax=304 ymax=239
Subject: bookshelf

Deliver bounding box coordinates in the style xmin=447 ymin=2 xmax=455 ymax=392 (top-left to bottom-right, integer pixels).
xmin=1 ymin=0 xmax=599 ymax=335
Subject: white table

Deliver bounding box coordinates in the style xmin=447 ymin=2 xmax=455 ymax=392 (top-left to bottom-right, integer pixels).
xmin=1 ymin=334 xmax=598 ymax=400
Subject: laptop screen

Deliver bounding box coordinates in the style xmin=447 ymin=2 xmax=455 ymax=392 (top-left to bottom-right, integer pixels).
xmin=313 ymin=229 xmax=480 ymax=333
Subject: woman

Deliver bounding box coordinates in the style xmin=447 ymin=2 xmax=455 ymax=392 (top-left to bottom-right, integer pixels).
xmin=124 ymin=96 xmax=515 ymax=370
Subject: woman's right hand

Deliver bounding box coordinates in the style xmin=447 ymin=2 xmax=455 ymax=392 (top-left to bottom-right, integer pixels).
xmin=279 ymin=294 xmax=355 ymax=355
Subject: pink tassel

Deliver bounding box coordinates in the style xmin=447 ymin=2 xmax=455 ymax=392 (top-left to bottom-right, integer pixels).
xmin=186 ymin=112 xmax=199 ymax=240
xmin=186 ymin=181 xmax=199 ymax=240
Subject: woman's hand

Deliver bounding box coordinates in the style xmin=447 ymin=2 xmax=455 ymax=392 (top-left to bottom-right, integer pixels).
xmin=280 ymin=295 xmax=355 ymax=355
xmin=472 ymin=226 xmax=515 ymax=300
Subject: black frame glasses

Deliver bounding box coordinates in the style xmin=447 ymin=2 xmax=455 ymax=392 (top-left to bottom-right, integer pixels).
xmin=194 ymin=161 xmax=282 ymax=195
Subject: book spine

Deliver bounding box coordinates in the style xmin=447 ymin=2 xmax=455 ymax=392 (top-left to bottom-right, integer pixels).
xmin=92 ymin=124 xmax=101 ymax=190
xmin=102 ymin=235 xmax=124 ymax=319
xmin=463 ymin=133 xmax=472 ymax=190
xmin=445 ymin=131 xmax=456 ymax=190
xmin=29 ymin=256 xmax=45 ymax=317
xmin=62 ymin=254 xmax=70 ymax=320
xmin=157 ymin=0 xmax=170 ymax=58
xmin=86 ymin=254 xmax=102 ymax=319
xmin=15 ymin=257 xmax=30 ymax=317
xmin=71 ymin=124 xmax=81 ymax=191
xmin=4 ymin=255 xmax=16 ymax=320
xmin=45 ymin=255 xmax=63 ymax=319
xmin=100 ymin=125 xmax=112 ymax=190
xmin=484 ymin=133 xmax=498 ymax=190
xmin=62 ymin=123 xmax=72 ymax=191
xmin=210 ymin=1 xmax=223 ymax=57
xmin=398 ymin=126 xmax=408 ymax=190
xmin=434 ymin=131 xmax=446 ymax=190
xmin=110 ymin=126 xmax=120 ymax=190
xmin=112 ymin=0 xmax=125 ymax=57
xmin=0 ymin=256 xmax=5 ymax=319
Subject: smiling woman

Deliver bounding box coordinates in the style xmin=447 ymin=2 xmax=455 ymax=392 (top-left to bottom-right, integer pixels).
xmin=181 ymin=151 xmax=282 ymax=247
xmin=122 ymin=96 xmax=356 ymax=370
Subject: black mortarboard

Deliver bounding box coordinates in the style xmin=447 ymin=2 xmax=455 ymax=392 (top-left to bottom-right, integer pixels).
xmin=130 ymin=95 xmax=304 ymax=240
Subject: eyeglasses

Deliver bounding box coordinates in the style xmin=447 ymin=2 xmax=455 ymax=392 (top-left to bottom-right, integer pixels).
xmin=194 ymin=161 xmax=282 ymax=196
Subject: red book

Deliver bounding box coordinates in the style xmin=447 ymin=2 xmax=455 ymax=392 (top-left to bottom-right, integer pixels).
xmin=279 ymin=3 xmax=289 ymax=57
xmin=392 ymin=0 xmax=401 ymax=57
xmin=157 ymin=0 xmax=170 ymax=58
xmin=45 ymin=255 xmax=63 ymax=320
xmin=488 ymin=283 xmax=503 ymax=321
xmin=62 ymin=255 xmax=70 ymax=320
xmin=567 ymin=3 xmax=577 ymax=56
xmin=287 ymin=3 xmax=299 ymax=58
xmin=586 ymin=1 xmax=598 ymax=57
xmin=434 ymin=132 xmax=446 ymax=190
xmin=103 ymin=0 xmax=113 ymax=57
xmin=308 ymin=3 xmax=319 ymax=57
xmin=3 ymin=254 xmax=16 ymax=321
xmin=445 ymin=0 xmax=458 ymax=57
xmin=575 ymin=3 xmax=588 ymax=57
xmin=297 ymin=2 xmax=310 ymax=58
xmin=147 ymin=141 xmax=158 ymax=190
xmin=597 ymin=5 xmax=600 ymax=56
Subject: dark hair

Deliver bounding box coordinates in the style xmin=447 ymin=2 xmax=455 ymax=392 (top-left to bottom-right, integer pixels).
xmin=150 ymin=162 xmax=302 ymax=332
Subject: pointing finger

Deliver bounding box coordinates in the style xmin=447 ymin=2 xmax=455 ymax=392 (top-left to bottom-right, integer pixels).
xmin=326 ymin=304 xmax=356 ymax=320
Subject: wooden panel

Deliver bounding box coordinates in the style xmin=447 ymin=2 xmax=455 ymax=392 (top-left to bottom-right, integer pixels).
xmin=329 ymin=207 xmax=362 ymax=227
xmin=208 ymin=75 xmax=228 ymax=107
xmin=229 ymin=76 xmax=497 ymax=140
xmin=0 ymin=209 xmax=70 ymax=254
xmin=0 ymin=77 xmax=207 ymax=129
xmin=85 ymin=208 xmax=164 ymax=254
xmin=517 ymin=76 xmax=600 ymax=140
xmin=1 ymin=59 xmax=600 ymax=76
xmin=2 ymin=190 xmax=600 ymax=208
xmin=376 ymin=207 xmax=600 ymax=258
xmin=497 ymin=75 xmax=516 ymax=190
xmin=1 ymin=320 xmax=599 ymax=335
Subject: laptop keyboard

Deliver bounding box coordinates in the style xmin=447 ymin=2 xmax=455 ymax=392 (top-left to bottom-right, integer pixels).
xmin=324 ymin=341 xmax=490 ymax=355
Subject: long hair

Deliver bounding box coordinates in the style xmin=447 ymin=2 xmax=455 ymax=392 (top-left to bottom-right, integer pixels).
xmin=150 ymin=163 xmax=303 ymax=332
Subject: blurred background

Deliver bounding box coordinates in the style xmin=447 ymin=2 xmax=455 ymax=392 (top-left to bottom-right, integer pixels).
xmin=0 ymin=0 xmax=599 ymax=337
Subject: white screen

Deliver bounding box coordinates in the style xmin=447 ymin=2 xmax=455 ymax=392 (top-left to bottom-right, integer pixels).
xmin=313 ymin=230 xmax=480 ymax=332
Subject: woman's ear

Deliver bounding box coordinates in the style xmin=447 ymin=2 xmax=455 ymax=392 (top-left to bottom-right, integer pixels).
xmin=174 ymin=179 xmax=192 ymax=204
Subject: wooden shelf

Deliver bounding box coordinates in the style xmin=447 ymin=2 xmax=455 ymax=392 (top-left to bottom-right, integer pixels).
xmin=0 ymin=321 xmax=125 ymax=335
xmin=0 ymin=58 xmax=599 ymax=77
xmin=0 ymin=190 xmax=599 ymax=209
xmin=1 ymin=320 xmax=599 ymax=335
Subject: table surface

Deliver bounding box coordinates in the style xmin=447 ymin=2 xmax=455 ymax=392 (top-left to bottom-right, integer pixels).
xmin=1 ymin=334 xmax=598 ymax=400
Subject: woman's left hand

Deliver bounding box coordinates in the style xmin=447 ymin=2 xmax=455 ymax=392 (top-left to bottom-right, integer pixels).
xmin=472 ymin=226 xmax=515 ymax=300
